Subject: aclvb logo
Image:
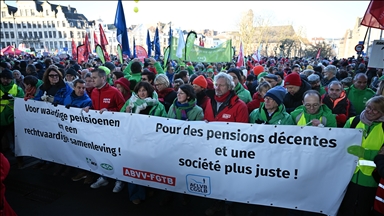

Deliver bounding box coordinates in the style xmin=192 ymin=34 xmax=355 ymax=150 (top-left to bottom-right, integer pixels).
xmin=186 ymin=174 xmax=211 ymax=195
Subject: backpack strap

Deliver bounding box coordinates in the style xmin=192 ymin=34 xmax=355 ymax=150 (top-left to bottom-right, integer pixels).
xmin=350 ymin=115 xmax=361 ymax=128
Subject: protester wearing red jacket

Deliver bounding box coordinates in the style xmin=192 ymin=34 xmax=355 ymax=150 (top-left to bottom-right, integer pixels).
xmin=204 ymin=72 xmax=248 ymax=123
xmin=1 ymin=153 xmax=17 ymax=216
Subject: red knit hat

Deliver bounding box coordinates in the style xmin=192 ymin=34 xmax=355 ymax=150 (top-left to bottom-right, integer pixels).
xmin=192 ymin=75 xmax=208 ymax=89
xmin=284 ymin=73 xmax=301 ymax=87
xmin=253 ymin=65 xmax=264 ymax=76
xmin=114 ymin=77 xmax=130 ymax=92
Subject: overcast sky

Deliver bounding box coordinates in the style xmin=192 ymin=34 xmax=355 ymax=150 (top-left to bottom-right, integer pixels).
xmin=5 ymin=1 xmax=371 ymax=39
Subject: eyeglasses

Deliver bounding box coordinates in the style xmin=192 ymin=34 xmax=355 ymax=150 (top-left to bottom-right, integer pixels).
xmin=366 ymin=105 xmax=380 ymax=114
xmin=48 ymin=74 xmax=59 ymax=78
xmin=304 ymin=103 xmax=320 ymax=109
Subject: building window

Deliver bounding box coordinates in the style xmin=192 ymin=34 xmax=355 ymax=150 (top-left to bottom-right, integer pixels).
xmin=77 ymin=32 xmax=80 ymax=38
xmin=6 ymin=42 xmax=10 ymax=46
xmin=4 ymin=22 xmax=8 ymax=28
xmin=23 ymin=32 xmax=27 ymax=38
xmin=70 ymin=31 xmax=73 ymax=38
xmin=0 ymin=32 xmax=3 ymax=39
xmin=46 ymin=10 xmax=49 ymax=16
xmin=18 ymin=32 xmax=22 ymax=38
xmin=82 ymin=32 xmax=85 ymax=38
xmin=10 ymin=32 xmax=14 ymax=38
xmin=62 ymin=21 xmax=66 ymax=27
xmin=44 ymin=31 xmax=48 ymax=38
xmin=57 ymin=21 xmax=60 ymax=27
xmin=52 ymin=21 xmax=55 ymax=28
xmin=53 ymin=31 xmax=56 ymax=38
xmin=5 ymin=32 xmax=9 ymax=39
xmin=40 ymin=42 xmax=43 ymax=48
xmin=30 ymin=9 xmax=35 ymax=16
xmin=47 ymin=22 xmax=51 ymax=28
xmin=58 ymin=31 xmax=62 ymax=38
xmin=25 ymin=9 xmax=28 ymax=16
xmin=63 ymin=32 xmax=67 ymax=38
xmin=39 ymin=32 xmax=42 ymax=38
xmin=49 ymin=31 xmax=52 ymax=38
xmin=43 ymin=21 xmax=46 ymax=28
xmin=22 ymin=22 xmax=27 ymax=28
xmin=1 ymin=42 xmax=5 ymax=48
xmin=54 ymin=41 xmax=58 ymax=49
xmin=27 ymin=22 xmax=31 ymax=28
xmin=50 ymin=41 xmax=53 ymax=48
xmin=29 ymin=32 xmax=32 ymax=38
xmin=9 ymin=23 xmax=13 ymax=28
xmin=34 ymin=32 xmax=38 ymax=38
xmin=32 ymin=22 xmax=36 ymax=28
xmin=37 ymin=22 xmax=41 ymax=28
xmin=1 ymin=11 xmax=5 ymax=18
xmin=59 ymin=41 xmax=63 ymax=48
xmin=17 ymin=23 xmax=21 ymax=28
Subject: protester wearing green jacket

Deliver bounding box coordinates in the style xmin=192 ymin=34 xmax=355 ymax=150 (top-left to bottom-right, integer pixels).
xmin=167 ymin=84 xmax=204 ymax=121
xmin=249 ymin=86 xmax=294 ymax=125
xmin=291 ymin=90 xmax=337 ymax=127
xmin=227 ymin=68 xmax=252 ymax=103
xmin=346 ymin=73 xmax=375 ymax=115
xmin=0 ymin=69 xmax=24 ymax=127
xmin=120 ymin=82 xmax=166 ymax=117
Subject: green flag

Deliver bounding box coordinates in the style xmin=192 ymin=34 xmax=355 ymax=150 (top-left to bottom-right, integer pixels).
xmin=117 ymin=44 xmax=123 ymax=64
xmin=95 ymin=45 xmax=105 ymax=64
xmin=163 ymin=46 xmax=169 ymax=69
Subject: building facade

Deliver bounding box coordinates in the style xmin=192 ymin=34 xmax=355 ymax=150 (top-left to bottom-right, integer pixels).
xmin=1 ymin=0 xmax=92 ymax=54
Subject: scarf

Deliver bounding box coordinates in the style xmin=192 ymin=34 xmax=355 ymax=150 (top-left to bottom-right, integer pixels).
xmin=171 ymin=98 xmax=196 ymax=120
xmin=214 ymin=90 xmax=231 ymax=103
xmin=128 ymin=92 xmax=158 ymax=113
xmin=157 ymin=88 xmax=174 ymax=102
xmin=24 ymin=86 xmax=37 ymax=101
xmin=360 ymin=110 xmax=384 ymax=126
xmin=234 ymin=82 xmax=242 ymax=93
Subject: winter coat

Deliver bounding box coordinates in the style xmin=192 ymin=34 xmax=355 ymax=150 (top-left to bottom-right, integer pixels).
xmin=35 ymin=82 xmax=72 ymax=105
xmin=0 ymin=81 xmax=24 ymax=126
xmin=120 ymin=97 xmax=167 ymax=117
xmin=64 ymin=91 xmax=93 ymax=108
xmin=322 ymin=91 xmax=356 ymax=127
xmin=91 ymin=83 xmax=125 ymax=112
xmin=234 ymin=83 xmax=252 ymax=104
xmin=283 ymin=79 xmax=312 ymax=113
xmin=204 ymin=91 xmax=248 ymax=123
xmin=290 ymin=104 xmax=337 ymax=127
xmin=247 ymin=92 xmax=264 ymax=114
xmin=167 ymin=99 xmax=204 ymax=121
xmin=249 ymin=103 xmax=294 ymax=125
xmin=345 ymin=85 xmax=375 ymax=115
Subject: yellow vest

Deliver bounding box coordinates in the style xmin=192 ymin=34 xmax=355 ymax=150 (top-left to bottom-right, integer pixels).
xmin=353 ymin=118 xmax=384 ymax=176
xmin=0 ymin=84 xmax=18 ymax=112
xmin=296 ymin=112 xmax=324 ymax=126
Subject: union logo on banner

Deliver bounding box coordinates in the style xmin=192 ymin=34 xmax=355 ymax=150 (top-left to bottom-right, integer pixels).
xmin=135 ymin=45 xmax=148 ymax=62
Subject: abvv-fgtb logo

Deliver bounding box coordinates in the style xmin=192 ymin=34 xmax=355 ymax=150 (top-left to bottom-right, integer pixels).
xmin=186 ymin=174 xmax=211 ymax=195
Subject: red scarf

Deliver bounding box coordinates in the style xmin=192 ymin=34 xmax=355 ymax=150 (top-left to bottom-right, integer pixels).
xmin=24 ymin=87 xmax=37 ymax=101
xmin=214 ymin=90 xmax=231 ymax=103
xmin=157 ymin=88 xmax=174 ymax=102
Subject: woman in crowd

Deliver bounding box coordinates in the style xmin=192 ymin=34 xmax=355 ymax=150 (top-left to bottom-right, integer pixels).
xmin=340 ymin=96 xmax=384 ymax=215
xmin=23 ymin=75 xmax=43 ymax=100
xmin=12 ymin=70 xmax=24 ymax=91
xmin=121 ymin=81 xmax=166 ymax=204
xmin=114 ymin=77 xmax=131 ymax=101
xmin=154 ymin=74 xmax=177 ymax=112
xmin=247 ymin=81 xmax=272 ymax=114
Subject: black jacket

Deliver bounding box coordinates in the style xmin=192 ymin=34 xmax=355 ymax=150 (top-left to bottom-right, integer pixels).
xmin=283 ymin=79 xmax=311 ymax=113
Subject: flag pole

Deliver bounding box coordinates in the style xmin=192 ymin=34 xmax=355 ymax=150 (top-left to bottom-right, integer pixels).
xmin=365 ymin=27 xmax=372 ymax=56
xmin=380 ymin=30 xmax=383 ymax=40
xmin=358 ymin=27 xmax=370 ymax=59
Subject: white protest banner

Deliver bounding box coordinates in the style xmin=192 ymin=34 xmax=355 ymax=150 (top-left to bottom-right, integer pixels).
xmin=368 ymin=40 xmax=384 ymax=69
xmin=15 ymin=99 xmax=362 ymax=215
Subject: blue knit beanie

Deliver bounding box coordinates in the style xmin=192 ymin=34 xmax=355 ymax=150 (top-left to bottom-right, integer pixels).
xmin=264 ymin=86 xmax=286 ymax=106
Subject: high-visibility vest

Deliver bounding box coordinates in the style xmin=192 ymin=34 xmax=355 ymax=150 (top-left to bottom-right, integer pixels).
xmin=353 ymin=119 xmax=384 ymax=176
xmin=296 ymin=112 xmax=326 ymax=126
xmin=0 ymin=84 xmax=18 ymax=112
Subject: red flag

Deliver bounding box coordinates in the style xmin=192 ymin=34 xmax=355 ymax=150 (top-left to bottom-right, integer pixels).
xmin=94 ymin=31 xmax=99 ymax=47
xmin=236 ymin=42 xmax=244 ymax=68
xmin=84 ymin=33 xmax=90 ymax=61
xmin=316 ymin=48 xmax=321 ymax=59
xmin=360 ymin=0 xmax=384 ymax=30
xmin=72 ymin=38 xmax=77 ymax=60
xmin=99 ymin=23 xmax=111 ymax=62
xmin=77 ymin=45 xmax=86 ymax=64
xmin=135 ymin=45 xmax=148 ymax=62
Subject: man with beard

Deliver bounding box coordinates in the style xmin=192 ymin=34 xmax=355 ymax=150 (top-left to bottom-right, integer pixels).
xmin=307 ymin=74 xmax=326 ymax=96
xmin=321 ymin=65 xmax=338 ymax=87
xmin=322 ymin=81 xmax=356 ymax=127
xmin=283 ymin=73 xmax=311 ymax=113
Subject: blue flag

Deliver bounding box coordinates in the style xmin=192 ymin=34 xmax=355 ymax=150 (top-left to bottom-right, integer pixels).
xmin=154 ymin=27 xmax=161 ymax=60
xmin=133 ymin=37 xmax=137 ymax=58
xmin=114 ymin=0 xmax=131 ymax=57
xmin=146 ymin=30 xmax=152 ymax=57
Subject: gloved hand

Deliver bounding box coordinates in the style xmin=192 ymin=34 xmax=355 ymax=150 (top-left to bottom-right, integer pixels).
xmin=347 ymin=145 xmax=365 ymax=158
xmin=1 ymin=93 xmax=14 ymax=100
xmin=41 ymin=91 xmax=48 ymax=101
xmin=46 ymin=95 xmax=54 ymax=103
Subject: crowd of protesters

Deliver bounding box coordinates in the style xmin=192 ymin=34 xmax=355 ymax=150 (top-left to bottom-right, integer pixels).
xmin=1 ymin=52 xmax=384 ymax=216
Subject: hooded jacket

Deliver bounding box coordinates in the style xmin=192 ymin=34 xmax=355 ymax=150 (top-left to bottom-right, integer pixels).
xmin=249 ymin=103 xmax=294 ymax=125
